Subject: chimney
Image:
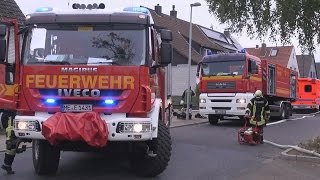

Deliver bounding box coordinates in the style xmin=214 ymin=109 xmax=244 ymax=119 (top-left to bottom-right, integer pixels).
xmin=224 ymin=30 xmax=230 ymax=38
xmin=170 ymin=5 xmax=177 ymax=18
xmin=260 ymin=43 xmax=267 ymax=56
xmin=155 ymin=4 xmax=162 ymax=15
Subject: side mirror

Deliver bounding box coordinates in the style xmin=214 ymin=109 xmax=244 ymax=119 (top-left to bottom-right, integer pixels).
xmin=0 ymin=25 xmax=7 ymax=62
xmin=160 ymin=29 xmax=172 ymax=42
xmin=159 ymin=42 xmax=172 ymax=65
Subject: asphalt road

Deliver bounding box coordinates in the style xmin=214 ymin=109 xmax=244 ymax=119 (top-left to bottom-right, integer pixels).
xmin=0 ymin=113 xmax=319 ymax=180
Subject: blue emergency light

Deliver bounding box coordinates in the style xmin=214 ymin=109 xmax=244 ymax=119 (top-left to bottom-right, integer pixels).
xmin=123 ymin=7 xmax=150 ymax=15
xmin=104 ymin=99 xmax=115 ymax=105
xmin=45 ymin=98 xmax=56 ymax=104
xmin=240 ymin=48 xmax=246 ymax=53
xmin=35 ymin=7 xmax=53 ymax=13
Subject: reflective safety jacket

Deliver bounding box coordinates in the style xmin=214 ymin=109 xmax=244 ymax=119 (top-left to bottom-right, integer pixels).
xmin=245 ymin=97 xmax=271 ymax=126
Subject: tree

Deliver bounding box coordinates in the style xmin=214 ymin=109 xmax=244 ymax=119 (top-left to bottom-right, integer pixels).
xmin=205 ymin=0 xmax=320 ymax=53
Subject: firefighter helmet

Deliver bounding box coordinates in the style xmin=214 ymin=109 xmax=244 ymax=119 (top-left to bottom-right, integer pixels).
xmin=254 ymin=90 xmax=263 ymax=97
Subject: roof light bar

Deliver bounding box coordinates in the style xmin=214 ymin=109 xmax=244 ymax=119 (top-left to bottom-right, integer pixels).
xmin=72 ymin=3 xmax=105 ymax=10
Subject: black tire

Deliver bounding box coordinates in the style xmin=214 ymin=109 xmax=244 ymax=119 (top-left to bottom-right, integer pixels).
xmin=284 ymin=104 xmax=290 ymax=119
xmin=208 ymin=114 xmax=219 ymax=125
xmin=32 ymin=140 xmax=60 ymax=175
xmin=130 ymin=120 xmax=172 ymax=177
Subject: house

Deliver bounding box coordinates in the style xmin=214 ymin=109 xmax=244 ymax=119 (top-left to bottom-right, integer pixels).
xmin=316 ymin=63 xmax=320 ymax=79
xmin=246 ymin=43 xmax=300 ymax=76
xmin=149 ymin=4 xmax=243 ymax=96
xmin=296 ymin=55 xmax=317 ymax=78
xmin=0 ymin=0 xmax=25 ymax=25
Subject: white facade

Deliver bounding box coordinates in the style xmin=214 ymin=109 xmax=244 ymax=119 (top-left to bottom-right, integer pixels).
xmin=172 ymin=64 xmax=198 ymax=96
xmin=287 ymin=48 xmax=300 ymax=77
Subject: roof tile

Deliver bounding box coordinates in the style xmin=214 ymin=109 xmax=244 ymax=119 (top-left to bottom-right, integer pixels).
xmin=0 ymin=0 xmax=25 ymax=25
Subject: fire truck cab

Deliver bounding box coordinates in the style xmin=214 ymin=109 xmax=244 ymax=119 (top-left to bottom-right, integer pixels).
xmin=0 ymin=4 xmax=173 ymax=177
xmin=196 ymin=52 xmax=297 ymax=125
xmin=292 ymin=78 xmax=320 ymax=113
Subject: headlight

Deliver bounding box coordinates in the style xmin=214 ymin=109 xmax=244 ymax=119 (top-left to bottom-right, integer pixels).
xmin=15 ymin=121 xmax=40 ymax=131
xmin=236 ymin=99 xmax=246 ymax=103
xmin=17 ymin=122 xmax=28 ymax=130
xmin=117 ymin=122 xmax=152 ymax=133
xmin=133 ymin=124 xmax=143 ymax=133
xmin=200 ymin=99 xmax=206 ymax=103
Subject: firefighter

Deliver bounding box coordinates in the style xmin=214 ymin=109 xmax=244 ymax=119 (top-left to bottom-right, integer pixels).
xmin=244 ymin=90 xmax=270 ymax=144
xmin=181 ymin=87 xmax=195 ymax=117
xmin=1 ymin=112 xmax=17 ymax=174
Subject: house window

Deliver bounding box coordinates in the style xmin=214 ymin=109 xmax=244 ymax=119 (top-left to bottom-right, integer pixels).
xmin=270 ymin=48 xmax=278 ymax=56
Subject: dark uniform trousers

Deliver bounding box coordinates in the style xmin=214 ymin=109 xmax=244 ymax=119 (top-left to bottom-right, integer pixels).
xmin=2 ymin=113 xmax=16 ymax=169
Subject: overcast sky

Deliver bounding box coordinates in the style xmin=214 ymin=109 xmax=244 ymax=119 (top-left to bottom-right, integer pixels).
xmin=15 ymin=0 xmax=320 ymax=62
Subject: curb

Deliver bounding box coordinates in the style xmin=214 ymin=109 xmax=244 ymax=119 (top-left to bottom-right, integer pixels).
xmin=280 ymin=148 xmax=320 ymax=163
xmin=170 ymin=121 xmax=208 ymax=128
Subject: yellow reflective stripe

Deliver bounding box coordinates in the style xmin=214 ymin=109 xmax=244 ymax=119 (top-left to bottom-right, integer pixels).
xmin=261 ymin=107 xmax=265 ymax=121
xmin=245 ymin=108 xmax=251 ymax=113
xmin=265 ymin=101 xmax=269 ymax=106
xmin=250 ymin=119 xmax=265 ymax=126
xmin=5 ymin=149 xmax=16 ymax=155
xmin=249 ymin=101 xmax=253 ymax=105
xmin=265 ymin=110 xmax=271 ymax=113
xmin=252 ymin=101 xmax=256 ymax=118
xmin=7 ymin=116 xmax=12 ymax=127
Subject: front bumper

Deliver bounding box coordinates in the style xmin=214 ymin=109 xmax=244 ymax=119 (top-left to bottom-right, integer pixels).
xmin=199 ymin=108 xmax=246 ymax=116
xmin=198 ymin=93 xmax=251 ymax=116
xmin=14 ymin=113 xmax=157 ymax=141
xmin=292 ymin=104 xmax=317 ymax=110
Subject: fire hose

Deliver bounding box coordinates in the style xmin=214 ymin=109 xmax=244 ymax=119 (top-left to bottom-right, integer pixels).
xmin=264 ymin=111 xmax=320 ymax=158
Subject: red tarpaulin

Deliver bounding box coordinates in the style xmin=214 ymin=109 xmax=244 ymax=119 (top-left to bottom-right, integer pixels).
xmin=42 ymin=112 xmax=108 ymax=147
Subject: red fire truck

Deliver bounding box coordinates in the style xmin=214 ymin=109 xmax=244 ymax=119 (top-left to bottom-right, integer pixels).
xmin=0 ymin=4 xmax=173 ymax=177
xmin=292 ymin=78 xmax=320 ymax=113
xmin=196 ymin=52 xmax=298 ymax=125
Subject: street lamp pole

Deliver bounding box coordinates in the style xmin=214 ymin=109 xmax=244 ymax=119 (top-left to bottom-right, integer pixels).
xmin=186 ymin=2 xmax=201 ymax=121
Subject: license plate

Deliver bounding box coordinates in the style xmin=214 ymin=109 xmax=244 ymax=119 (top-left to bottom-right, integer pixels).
xmin=215 ymin=110 xmax=226 ymax=114
xmin=61 ymin=104 xmax=92 ymax=112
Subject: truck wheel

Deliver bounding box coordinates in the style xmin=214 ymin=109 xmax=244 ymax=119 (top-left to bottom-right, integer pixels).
xmin=130 ymin=120 xmax=171 ymax=177
xmin=208 ymin=115 xmax=218 ymax=125
xmin=285 ymin=104 xmax=290 ymax=119
xmin=32 ymin=140 xmax=60 ymax=175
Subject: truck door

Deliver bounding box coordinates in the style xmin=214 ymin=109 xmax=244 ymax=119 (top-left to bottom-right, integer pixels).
xmin=0 ymin=21 xmax=20 ymax=110
xmin=290 ymin=73 xmax=297 ymax=98
xmin=267 ymin=64 xmax=276 ymax=95
xmin=248 ymin=59 xmax=260 ymax=91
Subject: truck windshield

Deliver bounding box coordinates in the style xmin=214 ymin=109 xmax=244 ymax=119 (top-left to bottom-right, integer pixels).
xmin=23 ymin=25 xmax=146 ymax=66
xmin=202 ymin=60 xmax=245 ymax=76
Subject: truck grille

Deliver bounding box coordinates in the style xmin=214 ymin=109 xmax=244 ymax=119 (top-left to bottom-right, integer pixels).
xmin=212 ymin=107 xmax=231 ymax=110
xmin=39 ymin=89 xmax=123 ymax=96
xmin=207 ymin=82 xmax=235 ymax=90
xmin=211 ymin=99 xmax=232 ymax=102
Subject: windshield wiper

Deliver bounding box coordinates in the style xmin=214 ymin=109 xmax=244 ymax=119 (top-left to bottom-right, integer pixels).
xmin=87 ymin=61 xmax=120 ymax=65
xmin=28 ymin=61 xmax=71 ymax=65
